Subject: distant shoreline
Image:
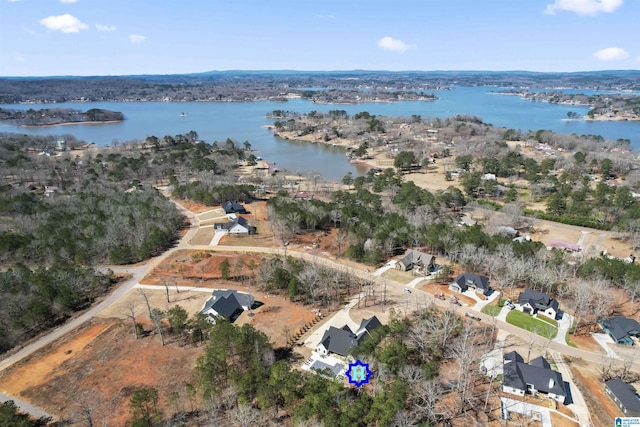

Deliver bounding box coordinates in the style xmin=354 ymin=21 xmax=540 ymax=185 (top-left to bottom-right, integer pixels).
xmin=16 ymin=120 xmax=124 ymax=128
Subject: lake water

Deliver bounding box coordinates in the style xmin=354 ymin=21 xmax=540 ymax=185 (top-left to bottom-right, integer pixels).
xmin=1 ymin=86 xmax=638 ymax=180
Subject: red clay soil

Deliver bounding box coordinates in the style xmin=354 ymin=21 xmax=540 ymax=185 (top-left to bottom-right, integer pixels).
xmin=571 ymin=363 xmax=618 ymax=427
xmin=139 ymin=250 xmax=264 ymax=285
xmin=1 ymin=319 xmax=204 ymax=426
xmin=140 ymin=250 xmax=318 ymax=348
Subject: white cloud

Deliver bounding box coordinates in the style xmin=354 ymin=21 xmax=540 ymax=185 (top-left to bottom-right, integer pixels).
xmin=544 ymin=0 xmax=623 ymax=15
xmin=129 ymin=34 xmax=146 ymax=44
xmin=8 ymin=0 xmax=24 ymax=2
xmin=377 ymin=36 xmax=415 ymax=52
xmin=593 ymin=47 xmax=629 ymax=61
xmin=23 ymin=27 xmax=39 ymax=36
xmin=95 ymin=24 xmax=116 ymax=32
xmin=315 ymin=14 xmax=335 ymax=19
xmin=60 ymin=0 xmax=78 ymax=3
xmin=40 ymin=14 xmax=88 ymax=33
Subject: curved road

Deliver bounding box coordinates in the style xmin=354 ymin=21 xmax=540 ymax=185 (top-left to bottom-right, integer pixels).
xmin=0 ymin=199 xmax=631 ymax=422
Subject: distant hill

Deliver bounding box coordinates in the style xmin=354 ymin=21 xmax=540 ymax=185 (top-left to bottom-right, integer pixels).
xmin=0 ymin=70 xmax=638 ymax=103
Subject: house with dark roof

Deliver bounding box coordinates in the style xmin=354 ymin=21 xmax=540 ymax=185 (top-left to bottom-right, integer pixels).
xmin=316 ymin=316 xmax=382 ymax=357
xmin=200 ymin=290 xmax=255 ymax=323
xmin=605 ymin=378 xmax=640 ymax=417
xmin=517 ymin=289 xmax=560 ymax=320
xmin=214 ymin=216 xmax=251 ymax=234
xmin=395 ymin=249 xmax=436 ymax=273
xmin=449 ymin=273 xmax=491 ymax=296
xmin=221 ymin=200 xmax=247 ymax=214
xmin=502 ymin=351 xmax=567 ymax=404
xmin=600 ymin=316 xmax=640 ymax=346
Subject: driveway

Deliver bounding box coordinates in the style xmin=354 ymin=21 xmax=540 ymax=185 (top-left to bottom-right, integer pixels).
xmin=549 ymin=350 xmax=593 ymax=427
xmin=553 ymin=312 xmax=574 ymax=345
xmin=592 ymin=332 xmax=621 ymax=359
xmin=303 ymin=296 xmax=360 ymax=350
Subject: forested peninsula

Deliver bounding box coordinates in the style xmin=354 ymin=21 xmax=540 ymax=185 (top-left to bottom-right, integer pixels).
xmin=495 ymin=90 xmax=640 ymax=121
xmin=0 ymin=107 xmax=124 ymax=126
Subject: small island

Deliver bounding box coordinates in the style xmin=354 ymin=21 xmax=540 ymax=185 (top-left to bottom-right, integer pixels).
xmin=0 ymin=107 xmax=125 ymax=127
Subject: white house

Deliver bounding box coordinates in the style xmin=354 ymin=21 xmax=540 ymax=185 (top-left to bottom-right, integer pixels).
xmin=214 ymin=216 xmax=250 ymax=234
xmin=517 ymin=289 xmax=559 ymax=320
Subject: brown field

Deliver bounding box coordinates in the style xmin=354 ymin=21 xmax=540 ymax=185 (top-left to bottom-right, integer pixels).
xmin=380 ymin=268 xmax=418 ymax=284
xmin=189 ymin=227 xmax=214 ymax=245
xmin=420 ymin=282 xmax=478 ymax=307
xmin=569 ymin=358 xmax=618 ymax=427
xmin=0 ymin=319 xmax=203 ymax=426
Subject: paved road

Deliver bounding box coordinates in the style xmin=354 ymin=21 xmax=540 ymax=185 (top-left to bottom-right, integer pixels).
xmin=0 ymin=392 xmax=52 ymax=420
xmin=0 ymin=198 xmax=633 ymax=421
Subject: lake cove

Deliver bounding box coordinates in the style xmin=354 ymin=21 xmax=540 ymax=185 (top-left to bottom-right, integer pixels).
xmin=1 ymin=87 xmax=639 ymax=180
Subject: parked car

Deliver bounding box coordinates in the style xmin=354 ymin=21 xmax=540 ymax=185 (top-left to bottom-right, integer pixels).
xmin=403 ymin=288 xmax=412 ymax=293
xmin=435 ymin=292 xmax=446 ymax=300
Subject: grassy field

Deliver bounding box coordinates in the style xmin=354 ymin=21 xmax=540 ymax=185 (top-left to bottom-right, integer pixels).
xmin=482 ymin=304 xmax=502 ymax=317
xmin=536 ymin=313 xmax=558 ymax=327
xmin=506 ymin=309 xmax=558 ymax=339
xmin=380 ymin=268 xmax=417 ymax=284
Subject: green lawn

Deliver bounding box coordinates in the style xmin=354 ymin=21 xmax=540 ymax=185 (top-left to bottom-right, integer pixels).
xmin=536 ymin=314 xmax=558 ymax=328
xmin=506 ymin=310 xmax=558 ymax=339
xmin=482 ymin=304 xmax=502 ymax=317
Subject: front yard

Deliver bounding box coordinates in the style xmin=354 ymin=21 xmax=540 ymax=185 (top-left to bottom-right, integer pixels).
xmin=506 ymin=309 xmax=558 ymax=339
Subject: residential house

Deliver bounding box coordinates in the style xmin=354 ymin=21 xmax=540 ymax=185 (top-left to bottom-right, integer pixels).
xmin=221 ymin=200 xmax=247 ymax=214
xmin=449 ymin=273 xmax=491 ymax=296
xmin=600 ymin=316 xmax=640 ymax=346
xmin=200 ymin=290 xmax=255 ymax=323
xmin=517 ymin=289 xmax=559 ymax=319
xmin=316 ymin=316 xmax=382 ymax=357
xmin=395 ymin=249 xmax=436 ymax=273
xmin=502 ymin=351 xmax=567 ymax=404
xmin=214 ymin=216 xmax=251 ymax=234
xmin=605 ymin=378 xmax=640 ymax=417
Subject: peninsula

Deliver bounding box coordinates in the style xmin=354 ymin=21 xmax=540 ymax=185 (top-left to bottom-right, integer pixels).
xmin=0 ymin=107 xmax=125 ymax=127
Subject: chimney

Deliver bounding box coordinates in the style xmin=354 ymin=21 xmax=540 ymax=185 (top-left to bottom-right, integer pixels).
xmin=548 ymin=378 xmax=555 ymax=389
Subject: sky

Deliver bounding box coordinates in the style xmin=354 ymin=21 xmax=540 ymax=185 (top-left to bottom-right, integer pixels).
xmin=0 ymin=0 xmax=638 ymax=76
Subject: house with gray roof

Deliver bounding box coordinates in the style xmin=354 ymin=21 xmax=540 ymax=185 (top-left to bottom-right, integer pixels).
xmin=517 ymin=288 xmax=560 ymax=320
xmin=200 ymin=290 xmax=255 ymax=323
xmin=214 ymin=216 xmax=251 ymax=234
xmin=316 ymin=316 xmax=382 ymax=357
xmin=449 ymin=273 xmax=491 ymax=296
xmin=502 ymin=351 xmax=567 ymax=404
xmin=395 ymin=249 xmax=436 ymax=274
xmin=221 ymin=200 xmax=247 ymax=214
xmin=600 ymin=316 xmax=640 ymax=346
xmin=605 ymin=378 xmax=640 ymax=417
